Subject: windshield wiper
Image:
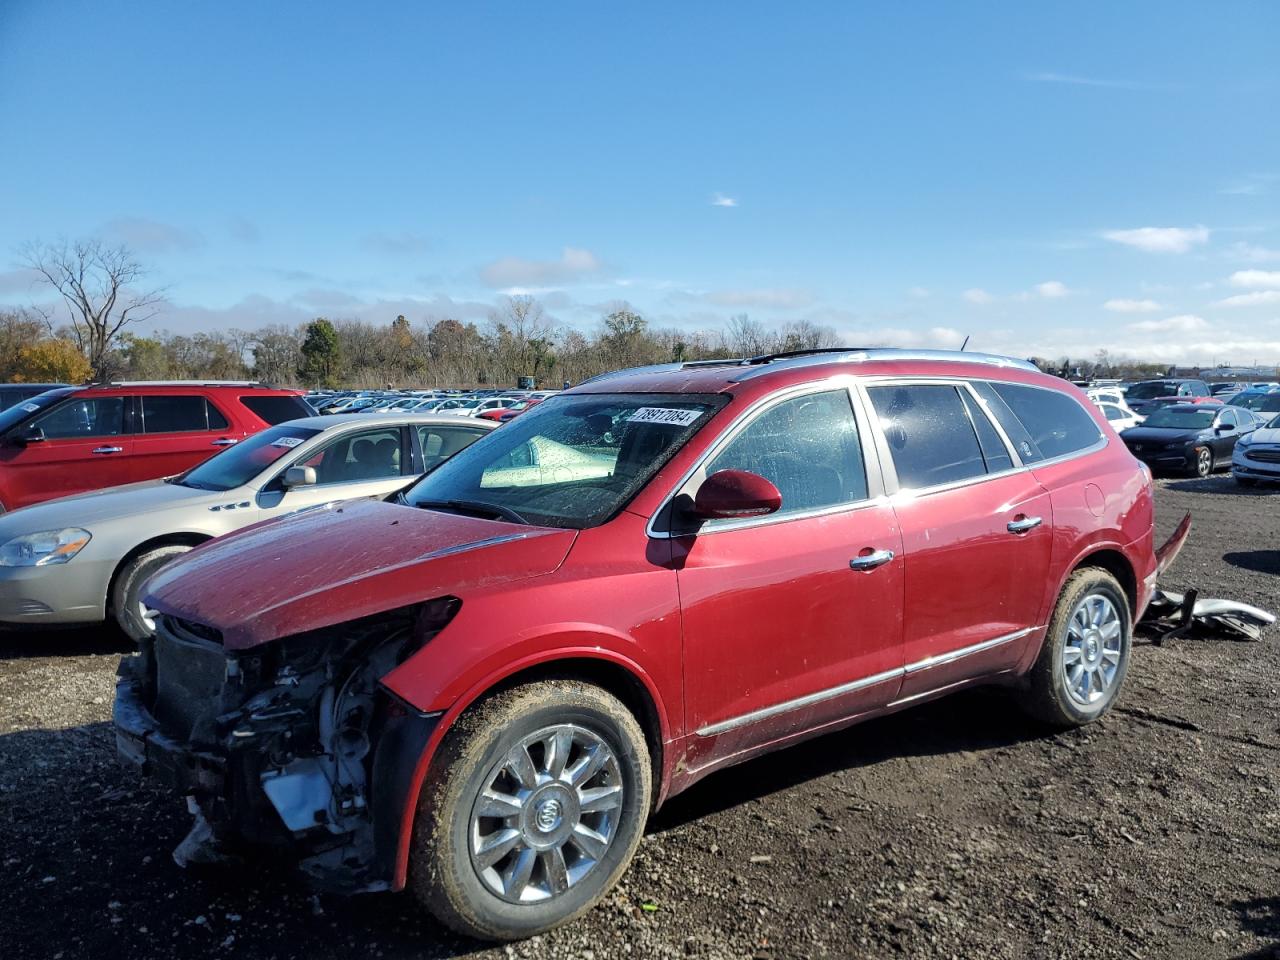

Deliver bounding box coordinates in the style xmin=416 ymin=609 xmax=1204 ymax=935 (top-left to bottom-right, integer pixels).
xmin=413 ymin=498 xmax=530 ymax=525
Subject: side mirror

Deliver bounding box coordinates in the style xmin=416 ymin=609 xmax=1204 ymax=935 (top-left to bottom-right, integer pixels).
xmin=15 ymin=425 xmax=45 ymax=446
xmin=1216 ymin=424 xmax=1234 ymax=434
xmin=283 ymin=465 xmax=317 ymax=488
xmin=691 ymin=469 xmax=782 ymax=520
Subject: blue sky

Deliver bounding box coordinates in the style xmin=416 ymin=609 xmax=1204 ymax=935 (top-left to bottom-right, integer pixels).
xmin=2 ymin=1 xmax=1278 ymax=365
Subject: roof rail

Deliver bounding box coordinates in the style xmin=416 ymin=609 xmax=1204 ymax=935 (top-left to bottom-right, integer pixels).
xmin=91 ymin=379 xmax=279 ymax=388
xmin=728 ymin=347 xmax=1039 ymax=380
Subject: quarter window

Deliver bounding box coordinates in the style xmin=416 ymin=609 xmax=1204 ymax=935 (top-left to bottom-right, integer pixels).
xmin=988 ymin=383 xmax=1104 ymax=460
xmin=706 ymin=390 xmax=867 ymax=515
xmin=868 ymin=384 xmax=987 ymax=489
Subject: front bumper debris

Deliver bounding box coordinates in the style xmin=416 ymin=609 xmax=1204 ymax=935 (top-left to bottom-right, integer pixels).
xmin=113 ymin=611 xmax=442 ymax=893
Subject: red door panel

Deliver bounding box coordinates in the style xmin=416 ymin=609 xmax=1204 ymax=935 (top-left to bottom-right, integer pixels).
xmin=0 ymin=436 xmax=137 ymax=508
xmin=674 ymin=504 xmax=905 ymax=768
xmin=892 ymin=471 xmax=1052 ymax=697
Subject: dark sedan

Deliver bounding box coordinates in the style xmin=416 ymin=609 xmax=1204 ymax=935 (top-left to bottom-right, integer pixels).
xmin=1120 ymin=403 xmax=1256 ymax=477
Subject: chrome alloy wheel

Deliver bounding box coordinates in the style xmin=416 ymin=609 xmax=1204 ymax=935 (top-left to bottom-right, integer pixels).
xmin=1062 ymin=593 xmax=1124 ymax=705
xmin=1196 ymin=446 xmax=1213 ymax=478
xmin=469 ymin=724 xmax=624 ymax=904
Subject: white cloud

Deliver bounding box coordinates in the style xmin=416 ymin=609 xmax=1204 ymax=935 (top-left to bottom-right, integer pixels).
xmin=711 ymin=193 xmax=738 ymax=208
xmin=1229 ymin=269 xmax=1280 ymax=289
xmin=1103 ymin=298 xmax=1161 ymax=313
xmin=963 ymin=288 xmax=993 ymax=304
xmin=1229 ymin=242 xmax=1280 ymax=263
xmin=1127 ymin=314 xmax=1209 ymax=333
xmin=98 ymin=216 xmax=202 ymax=253
xmin=1101 ymin=225 xmax=1210 ymax=254
xmin=1035 ymin=280 xmax=1069 ymax=298
xmin=1216 ymin=290 xmax=1280 ymax=308
xmin=702 ymin=288 xmax=814 ymax=309
xmin=1027 ymin=72 xmax=1173 ymax=91
xmin=927 ymin=327 xmax=968 ymax=349
xmin=479 ymin=246 xmax=603 ymax=288
xmin=907 ymin=286 xmax=930 ymax=298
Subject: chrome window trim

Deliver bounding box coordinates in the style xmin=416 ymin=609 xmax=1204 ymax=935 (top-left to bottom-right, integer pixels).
xmin=694 ymin=626 xmax=1037 ymax=737
xmin=857 ymin=375 xmax=1109 ymax=497
xmin=644 ymin=375 xmax=890 ymax=539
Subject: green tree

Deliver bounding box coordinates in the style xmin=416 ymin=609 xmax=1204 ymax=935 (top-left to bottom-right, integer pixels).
xmin=298 ymin=317 xmax=341 ymax=386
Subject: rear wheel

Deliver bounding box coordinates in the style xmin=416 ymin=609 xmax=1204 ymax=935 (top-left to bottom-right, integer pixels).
xmin=111 ymin=544 xmax=192 ymax=640
xmin=1019 ymin=568 xmax=1131 ymax=728
xmin=1193 ymin=445 xmax=1213 ymax=478
xmin=410 ymin=679 xmax=651 ymax=941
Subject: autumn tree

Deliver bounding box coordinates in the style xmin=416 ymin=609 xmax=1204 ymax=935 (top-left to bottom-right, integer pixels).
xmin=14 ymin=338 xmax=92 ymax=383
xmin=22 ymin=239 xmax=165 ymax=379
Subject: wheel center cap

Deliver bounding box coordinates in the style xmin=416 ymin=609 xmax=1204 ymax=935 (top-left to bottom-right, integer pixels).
xmin=1083 ymin=630 xmax=1101 ymax=663
xmin=535 ymin=797 xmax=563 ymax=833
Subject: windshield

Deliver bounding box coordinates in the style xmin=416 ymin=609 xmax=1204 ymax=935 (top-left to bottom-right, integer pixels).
xmin=403 ymin=392 xmax=726 ymax=528
xmin=0 ymin=388 xmax=75 ymax=435
xmin=1237 ymin=392 xmax=1280 ymax=413
xmin=1126 ymin=381 xmax=1179 ymax=400
xmin=1142 ymin=408 xmax=1215 ymax=430
xmin=177 ymin=423 xmax=322 ymax=491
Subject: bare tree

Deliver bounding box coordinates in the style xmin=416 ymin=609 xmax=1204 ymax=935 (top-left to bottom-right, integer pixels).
xmin=22 ymin=239 xmax=166 ymax=378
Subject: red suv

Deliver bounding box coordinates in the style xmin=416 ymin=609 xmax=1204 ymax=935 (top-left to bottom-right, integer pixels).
xmin=115 ymin=350 xmax=1176 ymax=940
xmin=0 ymin=381 xmax=312 ymax=511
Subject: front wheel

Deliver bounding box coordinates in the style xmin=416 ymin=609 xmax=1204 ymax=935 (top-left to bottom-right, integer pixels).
xmin=1192 ymin=445 xmax=1213 ymax=478
xmin=409 ymin=680 xmax=652 ymax=941
xmin=111 ymin=544 xmax=192 ymax=640
xmin=1018 ymin=568 xmax=1132 ymax=728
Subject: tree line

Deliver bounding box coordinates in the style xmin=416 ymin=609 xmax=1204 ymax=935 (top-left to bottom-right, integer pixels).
xmin=0 ymin=238 xmax=1221 ymax=389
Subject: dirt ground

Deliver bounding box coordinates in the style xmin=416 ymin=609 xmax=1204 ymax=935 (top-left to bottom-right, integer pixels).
xmin=2 ymin=476 xmax=1278 ymax=960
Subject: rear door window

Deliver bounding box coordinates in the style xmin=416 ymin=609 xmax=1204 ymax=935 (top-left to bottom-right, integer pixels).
xmin=141 ymin=395 xmax=214 ymax=433
xmin=867 ymin=384 xmax=987 ymax=489
xmin=418 ymin=425 xmax=489 ymax=471
xmin=706 ymin=389 xmax=868 ymax=516
xmin=987 ymin=383 xmax=1105 ymax=460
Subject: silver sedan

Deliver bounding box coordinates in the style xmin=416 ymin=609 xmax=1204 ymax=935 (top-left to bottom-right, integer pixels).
xmin=0 ymin=413 xmax=496 ymax=638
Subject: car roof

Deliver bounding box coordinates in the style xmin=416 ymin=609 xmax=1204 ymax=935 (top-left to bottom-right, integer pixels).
xmin=282 ymin=413 xmax=499 ymax=431
xmin=570 ymin=348 xmax=1047 ymax=397
xmin=69 ymin=380 xmax=301 ymax=396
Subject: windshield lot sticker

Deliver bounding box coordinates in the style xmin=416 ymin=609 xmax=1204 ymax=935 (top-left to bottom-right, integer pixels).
xmin=628 ymin=407 xmax=703 ymax=427
xmin=271 ymin=436 xmax=305 ymax=448
xmin=20 ymin=402 xmax=40 ymax=412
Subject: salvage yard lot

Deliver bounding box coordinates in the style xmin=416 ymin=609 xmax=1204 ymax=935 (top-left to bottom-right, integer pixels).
xmin=2 ymin=478 xmax=1278 ymax=960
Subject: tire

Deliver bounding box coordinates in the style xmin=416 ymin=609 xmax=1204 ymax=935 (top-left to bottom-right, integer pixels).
xmin=1018 ymin=568 xmax=1132 ymax=728
xmin=1192 ymin=445 xmax=1213 ymax=478
xmin=409 ymin=679 xmax=652 ymax=941
xmin=110 ymin=544 xmax=192 ymax=640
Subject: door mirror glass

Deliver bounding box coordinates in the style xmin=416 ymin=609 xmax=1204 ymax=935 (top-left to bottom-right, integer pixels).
xmin=283 ymin=465 xmax=317 ymax=488
xmin=691 ymin=469 xmax=782 ymax=520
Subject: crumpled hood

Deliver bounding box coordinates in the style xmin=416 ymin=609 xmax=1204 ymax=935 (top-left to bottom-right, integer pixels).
xmin=144 ymin=498 xmax=576 ymax=650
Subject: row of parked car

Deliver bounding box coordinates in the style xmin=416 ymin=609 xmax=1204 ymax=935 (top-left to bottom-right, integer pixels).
xmin=1081 ymin=378 xmax=1280 ymax=484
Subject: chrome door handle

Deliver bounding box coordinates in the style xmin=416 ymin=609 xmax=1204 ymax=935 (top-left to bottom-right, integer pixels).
xmin=849 ymin=549 xmax=895 ymax=572
xmin=92 ymin=446 xmax=123 ymax=455
xmin=1007 ymin=516 xmax=1043 ymax=534
xmin=211 ymin=438 xmax=238 ymax=447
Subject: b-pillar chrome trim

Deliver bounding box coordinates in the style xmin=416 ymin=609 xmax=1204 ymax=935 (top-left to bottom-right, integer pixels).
xmin=693 ymin=626 xmax=1038 ymax=737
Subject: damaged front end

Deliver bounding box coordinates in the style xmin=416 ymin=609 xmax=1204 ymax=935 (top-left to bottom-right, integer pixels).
xmin=113 ymin=598 xmax=459 ymax=893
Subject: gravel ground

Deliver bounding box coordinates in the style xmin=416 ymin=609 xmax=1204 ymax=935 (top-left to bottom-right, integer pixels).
xmin=2 ymin=477 xmax=1278 ymax=960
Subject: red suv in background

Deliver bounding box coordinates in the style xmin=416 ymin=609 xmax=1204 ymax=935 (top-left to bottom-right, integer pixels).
xmin=0 ymin=381 xmax=312 ymax=511
xmin=116 ymin=349 xmax=1178 ymax=941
